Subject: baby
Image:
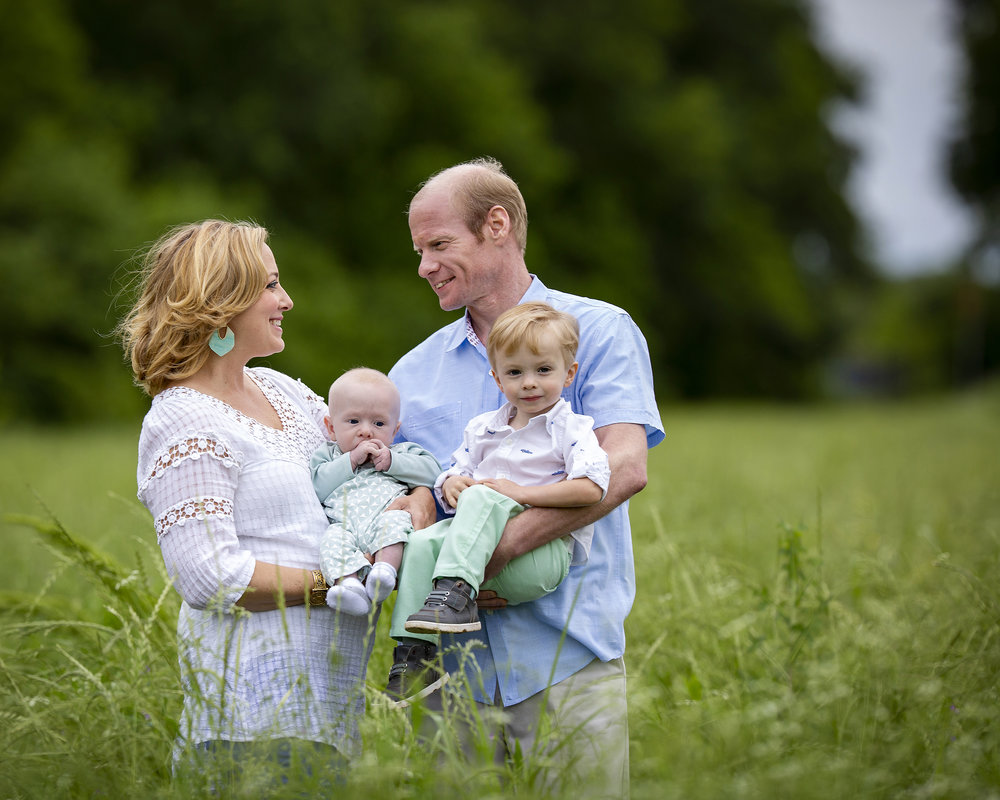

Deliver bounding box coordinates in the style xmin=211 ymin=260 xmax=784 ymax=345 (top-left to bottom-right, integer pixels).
xmin=310 ymin=368 xmax=440 ymax=615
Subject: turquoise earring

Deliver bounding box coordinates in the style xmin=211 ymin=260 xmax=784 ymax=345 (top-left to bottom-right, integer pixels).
xmin=208 ymin=327 xmax=235 ymax=356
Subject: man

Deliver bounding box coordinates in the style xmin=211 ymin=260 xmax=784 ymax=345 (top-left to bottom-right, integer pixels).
xmin=389 ymin=157 xmax=664 ymax=798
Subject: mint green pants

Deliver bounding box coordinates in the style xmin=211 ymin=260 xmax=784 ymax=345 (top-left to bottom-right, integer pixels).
xmin=390 ymin=484 xmax=572 ymax=645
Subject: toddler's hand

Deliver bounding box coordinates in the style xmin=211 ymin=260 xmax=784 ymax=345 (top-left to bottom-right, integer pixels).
xmin=442 ymin=475 xmax=475 ymax=508
xmin=478 ymin=478 xmax=526 ymax=504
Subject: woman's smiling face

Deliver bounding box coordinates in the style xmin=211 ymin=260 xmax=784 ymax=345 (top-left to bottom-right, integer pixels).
xmin=227 ymin=244 xmax=292 ymax=359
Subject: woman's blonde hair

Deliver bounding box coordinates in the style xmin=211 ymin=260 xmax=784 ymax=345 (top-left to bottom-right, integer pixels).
xmin=117 ymin=220 xmax=269 ymax=396
xmin=486 ymin=301 xmax=579 ymax=371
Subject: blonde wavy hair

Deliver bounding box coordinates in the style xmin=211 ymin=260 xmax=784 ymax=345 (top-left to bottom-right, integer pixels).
xmin=117 ymin=220 xmax=269 ymax=396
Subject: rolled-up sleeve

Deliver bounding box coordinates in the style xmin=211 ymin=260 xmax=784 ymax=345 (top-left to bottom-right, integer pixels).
xmin=559 ymin=413 xmax=611 ymax=500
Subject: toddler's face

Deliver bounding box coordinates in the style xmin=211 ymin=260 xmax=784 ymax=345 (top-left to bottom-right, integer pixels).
xmin=491 ymin=329 xmax=577 ymax=421
xmin=325 ymin=379 xmax=400 ymax=452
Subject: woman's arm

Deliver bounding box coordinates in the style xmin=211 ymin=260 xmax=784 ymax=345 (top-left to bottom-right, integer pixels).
xmin=235 ymin=564 xmax=326 ymax=611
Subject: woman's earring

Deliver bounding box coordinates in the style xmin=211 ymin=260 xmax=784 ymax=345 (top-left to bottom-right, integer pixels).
xmin=208 ymin=327 xmax=235 ymax=357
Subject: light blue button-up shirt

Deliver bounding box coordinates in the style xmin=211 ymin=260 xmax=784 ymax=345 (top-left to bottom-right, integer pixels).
xmin=390 ymin=276 xmax=664 ymax=705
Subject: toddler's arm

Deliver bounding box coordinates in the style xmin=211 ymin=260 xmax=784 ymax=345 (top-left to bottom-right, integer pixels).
xmin=478 ymin=476 xmax=603 ymax=508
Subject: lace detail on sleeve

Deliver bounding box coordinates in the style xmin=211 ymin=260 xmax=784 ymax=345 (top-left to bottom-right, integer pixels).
xmin=140 ymin=435 xmax=239 ymax=495
xmin=154 ymin=496 xmax=234 ymax=540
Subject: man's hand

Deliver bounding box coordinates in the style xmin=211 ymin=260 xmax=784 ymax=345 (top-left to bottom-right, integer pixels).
xmin=386 ymin=486 xmax=436 ymax=530
xmin=475 ymin=588 xmax=507 ymax=610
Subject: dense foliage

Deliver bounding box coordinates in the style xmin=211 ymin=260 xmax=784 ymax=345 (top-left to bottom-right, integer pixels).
xmin=951 ymin=0 xmax=1000 ymax=250
xmin=0 ymin=0 xmax=875 ymax=423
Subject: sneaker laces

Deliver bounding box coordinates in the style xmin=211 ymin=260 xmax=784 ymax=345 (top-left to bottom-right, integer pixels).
xmin=424 ymin=582 xmax=471 ymax=611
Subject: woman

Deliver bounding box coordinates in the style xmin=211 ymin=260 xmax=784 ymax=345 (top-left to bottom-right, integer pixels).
xmin=118 ymin=220 xmax=369 ymax=783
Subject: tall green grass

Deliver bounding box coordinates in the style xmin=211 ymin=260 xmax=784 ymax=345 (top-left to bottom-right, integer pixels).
xmin=1 ymin=387 xmax=998 ymax=798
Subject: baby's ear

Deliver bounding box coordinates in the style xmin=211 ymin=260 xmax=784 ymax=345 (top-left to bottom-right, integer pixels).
xmin=323 ymin=415 xmax=335 ymax=439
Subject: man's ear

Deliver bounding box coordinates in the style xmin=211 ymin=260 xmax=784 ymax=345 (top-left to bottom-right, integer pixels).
xmin=484 ymin=205 xmax=510 ymax=242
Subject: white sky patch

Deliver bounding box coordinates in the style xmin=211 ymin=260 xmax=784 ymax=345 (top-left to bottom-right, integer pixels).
xmin=811 ymin=0 xmax=976 ymax=274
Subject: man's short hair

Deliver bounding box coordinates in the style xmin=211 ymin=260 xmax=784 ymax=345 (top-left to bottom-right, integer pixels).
xmin=417 ymin=156 xmax=528 ymax=255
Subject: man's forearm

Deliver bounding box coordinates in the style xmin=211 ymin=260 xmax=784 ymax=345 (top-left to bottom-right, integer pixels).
xmin=485 ymin=422 xmax=648 ymax=579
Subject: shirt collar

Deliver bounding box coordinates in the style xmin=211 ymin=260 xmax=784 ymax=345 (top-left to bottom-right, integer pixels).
xmin=483 ymin=396 xmax=568 ymax=432
xmin=445 ymin=274 xmax=549 ymax=353
xmin=464 ymin=314 xmax=483 ymax=349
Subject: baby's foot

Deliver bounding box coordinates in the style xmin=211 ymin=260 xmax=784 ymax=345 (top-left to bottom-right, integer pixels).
xmin=366 ymin=562 xmax=398 ymax=605
xmin=327 ymin=576 xmax=372 ymax=615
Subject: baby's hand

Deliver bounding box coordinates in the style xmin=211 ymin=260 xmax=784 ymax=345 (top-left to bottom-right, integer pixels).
xmin=371 ymin=444 xmax=392 ymax=472
xmin=442 ymin=475 xmax=475 ymax=508
xmin=350 ymin=440 xmax=381 ymax=469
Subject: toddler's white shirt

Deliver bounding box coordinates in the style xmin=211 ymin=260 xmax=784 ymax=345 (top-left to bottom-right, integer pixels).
xmin=435 ymin=397 xmax=610 ymax=564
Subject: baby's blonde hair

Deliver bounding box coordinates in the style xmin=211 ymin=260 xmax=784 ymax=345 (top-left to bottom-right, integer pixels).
xmin=117 ymin=220 xmax=269 ymax=396
xmin=486 ymin=302 xmax=579 ymax=371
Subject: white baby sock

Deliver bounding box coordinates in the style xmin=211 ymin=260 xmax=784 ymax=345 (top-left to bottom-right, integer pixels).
xmin=327 ymin=576 xmax=372 ymax=615
xmin=366 ymin=562 xmax=398 ymax=605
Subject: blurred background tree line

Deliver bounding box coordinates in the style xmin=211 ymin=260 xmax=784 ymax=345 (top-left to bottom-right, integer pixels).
xmin=0 ymin=0 xmax=996 ymax=425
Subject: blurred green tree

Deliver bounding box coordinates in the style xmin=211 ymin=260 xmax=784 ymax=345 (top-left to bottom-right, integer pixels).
xmin=945 ymin=0 xmax=1000 ymax=383
xmin=0 ymin=0 xmax=872 ymax=422
xmin=488 ymin=0 xmax=871 ymax=397
xmin=951 ymin=0 xmax=1000 ymax=250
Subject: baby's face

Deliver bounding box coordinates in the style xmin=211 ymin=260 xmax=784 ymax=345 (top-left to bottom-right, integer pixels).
xmin=325 ymin=379 xmax=400 ymax=452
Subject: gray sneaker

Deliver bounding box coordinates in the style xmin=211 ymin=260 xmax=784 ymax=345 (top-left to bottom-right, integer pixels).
xmin=384 ymin=643 xmax=448 ymax=708
xmin=404 ymin=577 xmax=480 ymax=634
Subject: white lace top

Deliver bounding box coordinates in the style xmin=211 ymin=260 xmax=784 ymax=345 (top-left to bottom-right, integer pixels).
xmin=137 ymin=367 xmax=373 ymax=757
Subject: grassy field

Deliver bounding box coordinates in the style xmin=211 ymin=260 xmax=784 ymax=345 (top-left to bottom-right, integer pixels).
xmin=1 ymin=386 xmax=998 ymax=798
